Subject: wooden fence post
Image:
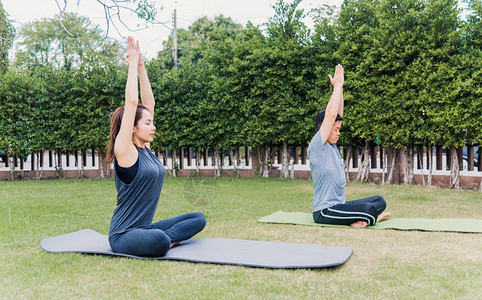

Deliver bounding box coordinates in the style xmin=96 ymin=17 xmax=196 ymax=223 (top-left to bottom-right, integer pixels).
xmin=352 ymin=147 xmax=358 ymax=168
xmin=478 ymin=146 xmax=482 ymax=172
xmin=187 ymin=147 xmax=192 ymax=167
xmin=245 ymin=146 xmax=249 ymax=167
xmin=179 ymin=147 xmax=184 ymax=170
xmin=467 ymin=146 xmax=474 ymax=171
xmin=301 ymin=146 xmax=307 ymax=165
xmin=436 ymin=146 xmax=443 ymax=170
xmin=370 ymin=141 xmax=377 ymax=169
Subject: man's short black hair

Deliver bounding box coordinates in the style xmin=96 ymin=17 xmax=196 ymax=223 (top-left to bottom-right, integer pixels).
xmin=315 ymin=110 xmax=343 ymax=131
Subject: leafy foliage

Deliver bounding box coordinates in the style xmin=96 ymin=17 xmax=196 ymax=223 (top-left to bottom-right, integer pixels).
xmin=0 ymin=1 xmax=14 ymax=74
xmin=0 ymin=0 xmax=479 ymax=178
xmin=14 ymin=12 xmax=122 ymax=70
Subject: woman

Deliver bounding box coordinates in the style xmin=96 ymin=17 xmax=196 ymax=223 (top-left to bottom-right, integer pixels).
xmin=105 ymin=36 xmax=206 ymax=257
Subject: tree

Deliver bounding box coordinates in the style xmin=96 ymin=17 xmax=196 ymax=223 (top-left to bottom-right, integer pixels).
xmin=259 ymin=0 xmax=312 ymax=178
xmin=73 ymin=64 xmax=125 ymax=178
xmin=151 ymin=64 xmax=210 ymax=175
xmin=267 ymin=0 xmax=310 ymax=44
xmin=0 ymin=69 xmax=37 ymax=179
xmin=311 ymin=5 xmax=352 ymax=178
xmin=423 ymin=0 xmax=481 ymax=188
xmin=157 ymin=15 xmax=243 ymax=69
xmin=54 ymin=0 xmax=159 ymax=36
xmin=150 ymin=16 xmax=245 ymax=177
xmin=332 ymin=0 xmax=381 ymax=182
xmin=0 ymin=1 xmax=15 ymax=73
xmin=202 ymin=24 xmax=274 ymax=177
xmin=14 ymin=12 xmax=122 ymax=70
xmin=375 ymin=0 xmax=464 ymax=187
xmin=7 ymin=8 xmax=126 ymax=178
xmin=309 ymin=3 xmax=340 ymax=25
xmin=461 ymin=0 xmax=482 ymax=149
xmin=369 ymin=0 xmax=430 ymax=185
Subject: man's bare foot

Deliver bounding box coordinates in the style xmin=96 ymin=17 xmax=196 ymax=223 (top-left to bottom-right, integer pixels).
xmin=377 ymin=212 xmax=392 ymax=223
xmin=170 ymin=241 xmax=179 ymax=248
xmin=350 ymin=220 xmax=368 ymax=228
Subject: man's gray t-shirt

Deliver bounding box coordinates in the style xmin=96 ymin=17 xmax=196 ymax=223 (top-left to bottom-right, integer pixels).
xmin=307 ymin=131 xmax=346 ymax=212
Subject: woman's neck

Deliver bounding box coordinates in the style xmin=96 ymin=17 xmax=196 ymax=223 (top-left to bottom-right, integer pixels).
xmin=132 ymin=139 xmax=146 ymax=149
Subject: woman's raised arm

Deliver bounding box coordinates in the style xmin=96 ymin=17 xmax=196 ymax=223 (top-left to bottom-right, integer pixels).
xmin=137 ymin=44 xmax=155 ymax=118
xmin=114 ymin=36 xmax=141 ymax=167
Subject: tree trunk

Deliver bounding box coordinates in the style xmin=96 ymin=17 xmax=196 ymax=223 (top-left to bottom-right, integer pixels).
xmin=213 ymin=145 xmax=222 ymax=177
xmin=99 ymin=150 xmax=109 ymax=179
xmin=77 ymin=150 xmax=85 ymax=179
xmin=56 ymin=149 xmax=63 ymax=178
xmin=386 ymin=148 xmax=397 ymax=185
xmin=35 ymin=152 xmax=42 ymax=180
xmin=230 ymin=148 xmax=240 ymax=178
xmin=237 ymin=147 xmax=242 ymax=166
xmin=257 ymin=145 xmax=271 ymax=178
xmin=99 ymin=152 xmax=104 ymax=179
xmin=449 ymin=146 xmax=460 ymax=189
xmin=344 ymin=145 xmax=352 ymax=183
xmin=401 ymin=145 xmax=414 ymax=185
xmin=427 ymin=146 xmax=432 ymax=187
xmin=289 ymin=159 xmax=295 ymax=179
xmin=8 ymin=154 xmax=15 ymax=181
xmin=280 ymin=141 xmax=289 ymax=178
xmin=172 ymin=149 xmax=177 ymax=177
xmin=381 ymin=147 xmax=387 ymax=185
xmin=407 ymin=144 xmax=415 ymax=184
xmin=235 ymin=147 xmax=241 ymax=178
xmin=356 ymin=142 xmax=370 ymax=182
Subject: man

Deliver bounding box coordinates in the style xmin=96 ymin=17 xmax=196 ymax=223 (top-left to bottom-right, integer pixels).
xmin=307 ymin=64 xmax=391 ymax=228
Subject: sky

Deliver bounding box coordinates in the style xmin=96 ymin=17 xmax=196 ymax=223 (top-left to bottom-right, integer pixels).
xmin=2 ymin=0 xmax=343 ymax=59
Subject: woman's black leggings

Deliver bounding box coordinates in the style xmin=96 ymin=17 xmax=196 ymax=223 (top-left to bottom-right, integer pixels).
xmin=109 ymin=212 xmax=206 ymax=257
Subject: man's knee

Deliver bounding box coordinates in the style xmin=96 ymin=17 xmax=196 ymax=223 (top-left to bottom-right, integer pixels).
xmin=367 ymin=204 xmax=378 ymax=217
xmin=374 ymin=196 xmax=387 ymax=211
xmin=358 ymin=203 xmax=377 ymax=225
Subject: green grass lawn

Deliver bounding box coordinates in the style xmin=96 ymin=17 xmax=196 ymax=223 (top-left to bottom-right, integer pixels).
xmin=1 ymin=177 xmax=481 ymax=299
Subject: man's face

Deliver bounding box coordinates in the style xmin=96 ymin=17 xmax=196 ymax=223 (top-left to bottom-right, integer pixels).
xmin=327 ymin=121 xmax=342 ymax=144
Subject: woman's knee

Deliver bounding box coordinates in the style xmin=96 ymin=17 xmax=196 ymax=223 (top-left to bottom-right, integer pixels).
xmin=186 ymin=212 xmax=206 ymax=231
xmin=147 ymin=230 xmax=171 ymax=256
xmin=114 ymin=229 xmax=171 ymax=257
xmin=194 ymin=212 xmax=207 ymax=229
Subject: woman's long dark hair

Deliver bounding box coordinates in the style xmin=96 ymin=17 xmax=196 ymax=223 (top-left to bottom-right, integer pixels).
xmin=105 ymin=104 xmax=148 ymax=164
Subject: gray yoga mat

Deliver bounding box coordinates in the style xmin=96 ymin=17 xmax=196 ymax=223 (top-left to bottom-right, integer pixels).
xmin=258 ymin=211 xmax=482 ymax=233
xmin=40 ymin=229 xmax=353 ymax=269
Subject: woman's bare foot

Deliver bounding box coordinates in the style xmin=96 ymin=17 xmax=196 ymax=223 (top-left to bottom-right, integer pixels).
xmin=170 ymin=241 xmax=179 ymax=248
xmin=350 ymin=220 xmax=368 ymax=228
xmin=377 ymin=212 xmax=392 ymax=223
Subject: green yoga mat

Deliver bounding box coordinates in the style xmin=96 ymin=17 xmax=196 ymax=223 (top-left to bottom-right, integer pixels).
xmin=258 ymin=211 xmax=482 ymax=233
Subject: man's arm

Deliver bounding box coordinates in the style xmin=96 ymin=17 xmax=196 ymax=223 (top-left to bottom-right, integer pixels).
xmin=319 ymin=64 xmax=344 ymax=145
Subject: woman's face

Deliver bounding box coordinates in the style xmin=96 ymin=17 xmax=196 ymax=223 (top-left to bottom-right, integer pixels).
xmin=133 ymin=109 xmax=156 ymax=144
